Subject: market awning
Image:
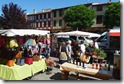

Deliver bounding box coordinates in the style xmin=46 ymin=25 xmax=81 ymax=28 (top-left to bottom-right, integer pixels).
xmin=109 ymin=32 xmax=120 ymax=36
xmin=109 ymin=28 xmax=120 ymax=36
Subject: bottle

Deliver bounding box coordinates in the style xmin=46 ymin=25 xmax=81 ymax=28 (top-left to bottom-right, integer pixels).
xmin=96 ymin=63 xmax=98 ymax=69
xmin=76 ymin=60 xmax=78 ymax=65
xmin=108 ymin=62 xmax=110 ymax=71
xmin=73 ymin=59 xmax=75 ymax=64
xmin=99 ymin=63 xmax=102 ymax=70
xmin=82 ymin=62 xmax=85 ymax=68
xmin=104 ymin=61 xmax=107 ymax=70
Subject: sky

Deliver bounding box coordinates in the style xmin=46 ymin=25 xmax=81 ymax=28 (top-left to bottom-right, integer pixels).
xmin=0 ymin=0 xmax=120 ymax=15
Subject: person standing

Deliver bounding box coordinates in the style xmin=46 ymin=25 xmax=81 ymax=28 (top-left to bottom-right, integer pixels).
xmin=85 ymin=41 xmax=96 ymax=64
xmin=66 ymin=40 xmax=73 ymax=63
xmin=80 ymin=40 xmax=86 ymax=55
xmin=45 ymin=43 xmax=51 ymax=59
xmin=59 ymin=41 xmax=68 ymax=64
xmin=93 ymin=40 xmax=99 ymax=49
xmin=79 ymin=40 xmax=86 ymax=62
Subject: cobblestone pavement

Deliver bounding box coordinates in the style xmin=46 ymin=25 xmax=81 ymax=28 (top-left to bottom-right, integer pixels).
xmin=28 ymin=56 xmax=101 ymax=80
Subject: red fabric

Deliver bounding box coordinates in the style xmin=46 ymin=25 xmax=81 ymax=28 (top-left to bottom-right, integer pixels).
xmin=25 ymin=57 xmax=33 ymax=65
xmin=109 ymin=32 xmax=120 ymax=36
xmin=0 ymin=37 xmax=5 ymax=48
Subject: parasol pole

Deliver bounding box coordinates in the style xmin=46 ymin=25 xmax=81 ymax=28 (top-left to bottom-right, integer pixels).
xmin=76 ymin=27 xmax=79 ymax=42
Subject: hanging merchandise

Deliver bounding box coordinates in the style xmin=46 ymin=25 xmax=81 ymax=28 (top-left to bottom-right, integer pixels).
xmin=9 ymin=39 xmax=18 ymax=48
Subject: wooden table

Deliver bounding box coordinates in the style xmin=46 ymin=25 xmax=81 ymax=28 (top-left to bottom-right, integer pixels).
xmin=60 ymin=62 xmax=113 ymax=80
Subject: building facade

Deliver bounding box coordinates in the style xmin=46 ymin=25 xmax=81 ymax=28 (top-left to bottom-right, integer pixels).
xmin=27 ymin=2 xmax=112 ymax=33
xmin=27 ymin=9 xmax=52 ymax=31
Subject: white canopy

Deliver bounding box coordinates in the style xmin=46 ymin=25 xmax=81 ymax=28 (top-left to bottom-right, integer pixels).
xmin=87 ymin=32 xmax=100 ymax=38
xmin=55 ymin=30 xmax=100 ymax=37
xmin=0 ymin=29 xmax=50 ymax=36
xmin=55 ymin=30 xmax=89 ymax=37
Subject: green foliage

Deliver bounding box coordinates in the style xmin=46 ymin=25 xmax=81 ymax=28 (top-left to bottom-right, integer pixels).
xmin=0 ymin=2 xmax=30 ymax=29
xmin=63 ymin=5 xmax=96 ymax=30
xmin=103 ymin=2 xmax=120 ymax=28
xmin=92 ymin=48 xmax=106 ymax=58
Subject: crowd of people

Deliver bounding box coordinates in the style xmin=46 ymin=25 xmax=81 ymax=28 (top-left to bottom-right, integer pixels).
xmin=58 ymin=39 xmax=99 ymax=65
xmin=0 ymin=34 xmax=102 ymax=75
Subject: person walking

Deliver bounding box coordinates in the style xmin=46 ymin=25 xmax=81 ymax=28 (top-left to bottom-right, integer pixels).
xmin=59 ymin=41 xmax=68 ymax=64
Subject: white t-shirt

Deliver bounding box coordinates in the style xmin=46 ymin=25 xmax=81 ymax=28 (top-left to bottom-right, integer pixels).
xmin=95 ymin=42 xmax=99 ymax=49
xmin=80 ymin=44 xmax=86 ymax=53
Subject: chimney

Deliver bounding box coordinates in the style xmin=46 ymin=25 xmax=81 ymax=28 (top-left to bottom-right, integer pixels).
xmin=33 ymin=9 xmax=36 ymax=14
xmin=109 ymin=0 xmax=112 ymax=2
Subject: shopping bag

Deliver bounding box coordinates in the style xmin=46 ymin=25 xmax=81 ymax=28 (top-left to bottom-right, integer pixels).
xmin=80 ymin=54 xmax=90 ymax=63
xmin=45 ymin=58 xmax=56 ymax=67
xmin=33 ymin=55 xmax=40 ymax=61
xmin=15 ymin=51 xmax=22 ymax=58
xmin=16 ymin=58 xmax=25 ymax=66
xmin=25 ymin=57 xmax=33 ymax=65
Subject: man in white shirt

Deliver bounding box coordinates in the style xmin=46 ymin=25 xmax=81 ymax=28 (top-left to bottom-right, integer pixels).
xmin=80 ymin=40 xmax=86 ymax=54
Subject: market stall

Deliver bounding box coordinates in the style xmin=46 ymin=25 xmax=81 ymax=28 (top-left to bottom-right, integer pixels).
xmin=0 ymin=29 xmax=50 ymax=80
xmin=60 ymin=62 xmax=113 ymax=80
xmin=0 ymin=59 xmax=47 ymax=80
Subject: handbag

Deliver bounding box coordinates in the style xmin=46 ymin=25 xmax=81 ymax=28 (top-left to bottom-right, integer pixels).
xmin=33 ymin=55 xmax=40 ymax=61
xmin=60 ymin=52 xmax=67 ymax=59
xmin=80 ymin=54 xmax=90 ymax=63
xmin=16 ymin=58 xmax=25 ymax=66
xmin=76 ymin=50 xmax=81 ymax=57
xmin=15 ymin=51 xmax=22 ymax=58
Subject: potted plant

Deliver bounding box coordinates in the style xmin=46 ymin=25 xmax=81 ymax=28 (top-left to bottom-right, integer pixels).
xmin=92 ymin=48 xmax=107 ymax=60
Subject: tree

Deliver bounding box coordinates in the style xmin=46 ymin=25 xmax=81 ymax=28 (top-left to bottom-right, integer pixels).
xmin=63 ymin=5 xmax=96 ymax=30
xmin=103 ymin=2 xmax=120 ymax=28
xmin=0 ymin=2 xmax=30 ymax=29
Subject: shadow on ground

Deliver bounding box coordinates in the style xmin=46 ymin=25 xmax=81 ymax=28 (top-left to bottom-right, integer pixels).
xmin=50 ymin=72 xmax=62 ymax=80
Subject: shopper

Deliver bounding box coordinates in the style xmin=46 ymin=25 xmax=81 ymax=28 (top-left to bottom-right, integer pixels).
xmin=59 ymin=41 xmax=68 ymax=64
xmin=66 ymin=40 xmax=73 ymax=62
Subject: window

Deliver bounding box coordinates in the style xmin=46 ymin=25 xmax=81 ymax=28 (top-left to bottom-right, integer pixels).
xmin=36 ymin=15 xmax=38 ymax=20
xmin=96 ymin=15 xmax=103 ymax=24
xmin=36 ymin=22 xmax=38 ymax=28
xmin=54 ymin=20 xmax=56 ymax=26
xmin=40 ymin=14 xmax=42 ymax=19
xmin=97 ymin=35 xmax=107 ymax=42
xmin=97 ymin=5 xmax=103 ymax=11
xmin=59 ymin=20 xmax=62 ymax=26
xmin=40 ymin=22 xmax=42 ymax=27
xmin=48 ymin=13 xmax=51 ymax=18
xmin=44 ymin=21 xmax=46 ymax=27
xmin=44 ymin=13 xmax=46 ymax=19
xmin=54 ymin=11 xmax=56 ymax=17
xmin=42 ymin=14 xmax=44 ymax=19
xmin=48 ymin=21 xmax=51 ymax=27
xmin=59 ymin=10 xmax=63 ymax=17
xmin=38 ymin=15 xmax=40 ymax=19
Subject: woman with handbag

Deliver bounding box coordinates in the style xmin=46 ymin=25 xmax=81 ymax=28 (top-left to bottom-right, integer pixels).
xmin=59 ymin=41 xmax=68 ymax=64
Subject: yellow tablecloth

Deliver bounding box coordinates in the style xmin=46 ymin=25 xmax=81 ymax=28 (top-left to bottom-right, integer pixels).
xmin=0 ymin=59 xmax=47 ymax=80
xmin=31 ymin=59 xmax=47 ymax=75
